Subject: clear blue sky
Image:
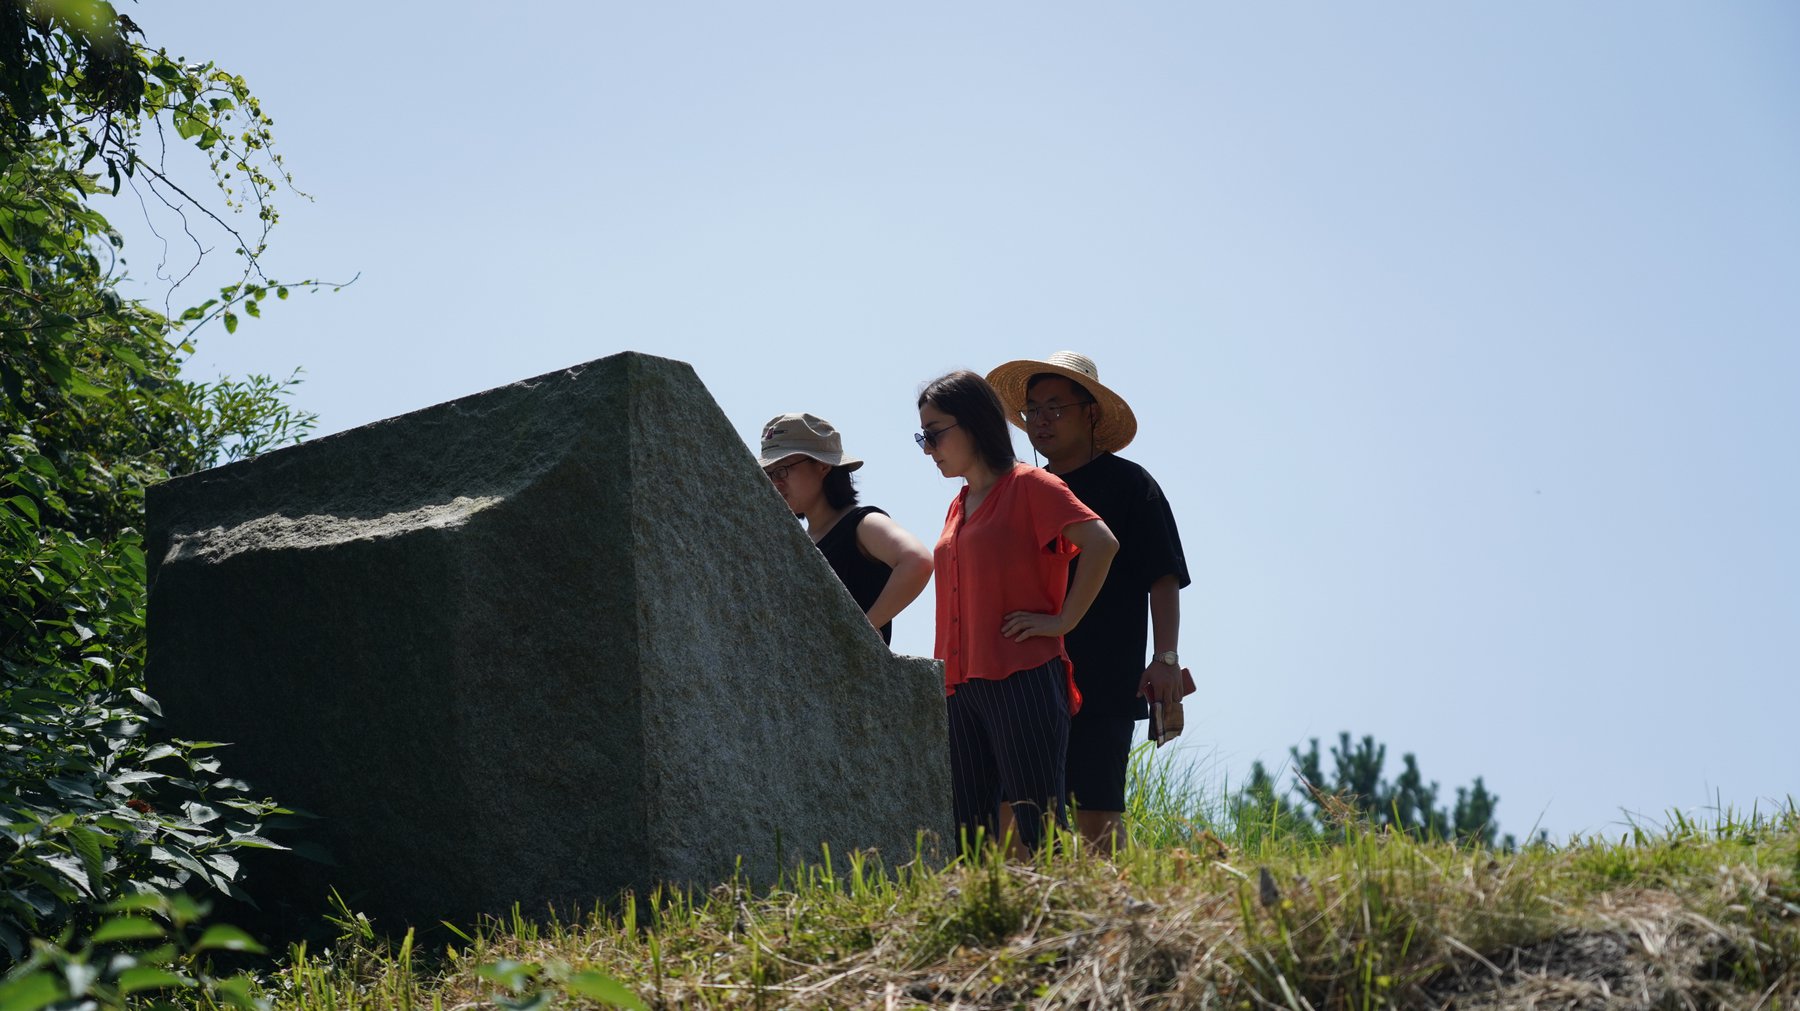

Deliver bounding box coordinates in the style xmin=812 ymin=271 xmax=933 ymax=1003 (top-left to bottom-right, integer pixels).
xmin=115 ymin=2 xmax=1800 ymax=841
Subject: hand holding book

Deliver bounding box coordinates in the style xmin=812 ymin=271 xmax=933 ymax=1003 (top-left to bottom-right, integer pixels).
xmin=1145 ymin=667 xmax=1197 ymax=747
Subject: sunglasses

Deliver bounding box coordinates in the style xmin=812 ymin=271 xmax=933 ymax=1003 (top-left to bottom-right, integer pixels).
xmin=914 ymin=422 xmax=960 ymax=450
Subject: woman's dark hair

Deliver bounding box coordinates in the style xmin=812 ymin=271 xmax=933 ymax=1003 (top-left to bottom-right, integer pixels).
xmin=918 ymin=370 xmax=1016 ymax=474
xmin=823 ymin=465 xmax=859 ymax=509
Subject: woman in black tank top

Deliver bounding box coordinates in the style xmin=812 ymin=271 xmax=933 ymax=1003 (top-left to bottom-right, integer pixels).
xmin=758 ymin=413 xmax=933 ymax=644
xmin=813 ymin=506 xmax=900 ymax=641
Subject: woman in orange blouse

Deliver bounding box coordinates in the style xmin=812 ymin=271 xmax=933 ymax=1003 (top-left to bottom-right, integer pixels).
xmin=917 ymin=371 xmax=1118 ymax=853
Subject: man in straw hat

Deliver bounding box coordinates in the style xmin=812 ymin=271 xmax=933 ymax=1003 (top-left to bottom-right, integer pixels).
xmin=986 ymin=351 xmax=1191 ymax=851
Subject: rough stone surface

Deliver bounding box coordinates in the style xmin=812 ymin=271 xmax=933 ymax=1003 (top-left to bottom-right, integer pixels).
xmin=146 ymin=351 xmax=950 ymax=927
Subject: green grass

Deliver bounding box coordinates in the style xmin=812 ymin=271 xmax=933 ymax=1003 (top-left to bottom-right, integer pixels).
xmin=247 ymin=803 xmax=1795 ymax=1009
xmin=32 ymin=748 xmax=1798 ymax=1010
xmin=1122 ymin=739 xmax=1226 ymax=850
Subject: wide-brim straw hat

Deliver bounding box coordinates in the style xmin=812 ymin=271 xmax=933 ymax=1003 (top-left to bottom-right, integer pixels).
xmin=986 ymin=351 xmax=1138 ymax=454
xmin=757 ymin=412 xmax=864 ymax=470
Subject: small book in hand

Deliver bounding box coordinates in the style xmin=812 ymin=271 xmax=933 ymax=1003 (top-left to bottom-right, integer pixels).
xmin=1146 ymin=667 xmax=1197 ymax=748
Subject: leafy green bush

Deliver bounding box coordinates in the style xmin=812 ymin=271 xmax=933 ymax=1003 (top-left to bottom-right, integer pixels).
xmin=2 ymin=0 xmax=327 ymax=966
xmin=0 ymin=681 xmax=293 ymax=961
xmin=0 ymin=891 xmax=271 ymax=1011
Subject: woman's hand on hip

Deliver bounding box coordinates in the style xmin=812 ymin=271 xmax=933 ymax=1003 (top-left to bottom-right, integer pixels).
xmin=1001 ymin=610 xmax=1067 ymax=643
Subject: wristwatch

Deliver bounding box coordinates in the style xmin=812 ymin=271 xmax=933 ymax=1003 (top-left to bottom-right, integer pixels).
xmin=1155 ymin=650 xmax=1179 ymax=667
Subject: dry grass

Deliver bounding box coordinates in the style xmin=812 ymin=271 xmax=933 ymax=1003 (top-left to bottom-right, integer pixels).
xmin=255 ymin=802 xmax=1800 ymax=1010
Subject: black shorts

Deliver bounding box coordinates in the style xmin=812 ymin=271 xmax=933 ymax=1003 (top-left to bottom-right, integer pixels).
xmin=946 ymin=658 xmax=1070 ymax=850
xmin=1063 ymin=708 xmax=1137 ymax=813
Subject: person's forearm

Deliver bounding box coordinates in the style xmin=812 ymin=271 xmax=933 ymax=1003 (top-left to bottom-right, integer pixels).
xmin=1149 ymin=574 xmax=1181 ymax=655
xmin=1058 ymin=539 xmax=1117 ymax=632
xmin=866 ymin=555 xmax=931 ymax=630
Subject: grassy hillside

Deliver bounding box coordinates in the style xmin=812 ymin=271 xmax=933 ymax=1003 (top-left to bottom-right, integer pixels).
xmin=4 ymin=749 xmax=1792 ymax=1009
xmin=244 ymin=767 xmax=1797 ymax=1010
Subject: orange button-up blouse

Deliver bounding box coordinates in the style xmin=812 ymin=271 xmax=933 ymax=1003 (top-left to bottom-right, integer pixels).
xmin=933 ymin=463 xmax=1101 ymax=711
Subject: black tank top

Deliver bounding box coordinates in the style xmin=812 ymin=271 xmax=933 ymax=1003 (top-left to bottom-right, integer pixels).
xmin=815 ymin=506 xmax=894 ymax=644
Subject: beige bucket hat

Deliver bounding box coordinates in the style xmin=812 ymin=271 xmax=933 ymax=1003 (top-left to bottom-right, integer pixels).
xmin=985 ymin=351 xmax=1138 ymax=453
xmin=757 ymin=413 xmax=864 ymax=470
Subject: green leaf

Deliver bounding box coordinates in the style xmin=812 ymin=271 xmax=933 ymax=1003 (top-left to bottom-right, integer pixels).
xmin=111 ymin=346 xmax=152 ymax=374
xmin=209 ymin=975 xmax=266 ymax=1010
xmin=63 ymin=371 xmax=111 ymax=400
xmin=193 ymin=924 xmax=266 ymax=954
xmin=206 ymin=852 xmax=241 ymax=880
xmin=117 ymin=966 xmax=189 ymax=994
xmin=41 ymin=854 xmax=95 ymax=896
xmin=174 ymin=112 xmax=206 ymax=141
xmin=0 ymin=245 xmax=25 ymax=289
xmin=90 ymin=915 xmax=167 ymax=944
xmin=109 ymin=770 xmax=162 ymax=787
xmin=126 ymin=689 xmax=163 ymax=717
xmin=563 ymin=971 xmax=648 ymax=1010
xmin=223 ymin=311 xmax=238 ymax=334
xmin=11 ymin=889 xmax=58 ymax=918
xmin=477 ymin=960 xmax=539 ymax=993
xmin=162 ymin=892 xmax=206 ymax=928
xmin=0 ymin=971 xmax=63 ymax=1011
xmin=182 ymin=802 xmax=220 ymax=825
xmin=149 ymin=845 xmax=209 ymax=882
xmin=5 ymin=495 xmax=39 ymax=526
xmin=105 ymin=893 xmax=168 ymax=914
xmin=67 ymin=827 xmax=107 ymax=892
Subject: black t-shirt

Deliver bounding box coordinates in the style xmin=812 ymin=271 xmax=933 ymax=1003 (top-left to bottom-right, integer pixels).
xmin=816 ymin=506 xmax=894 ymax=645
xmin=1057 ymin=453 xmax=1190 ymax=718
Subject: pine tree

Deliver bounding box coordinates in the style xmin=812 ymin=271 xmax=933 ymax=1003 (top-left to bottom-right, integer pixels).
xmin=1244 ymin=731 xmax=1506 ymax=847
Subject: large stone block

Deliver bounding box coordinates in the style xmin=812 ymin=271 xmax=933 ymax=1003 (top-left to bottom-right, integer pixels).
xmin=146 ymin=351 xmax=950 ymax=927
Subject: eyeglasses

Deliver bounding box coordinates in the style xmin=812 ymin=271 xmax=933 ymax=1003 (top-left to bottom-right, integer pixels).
xmin=1018 ymin=400 xmax=1094 ymax=424
xmin=914 ymin=422 xmax=960 ymax=449
xmin=764 ymin=460 xmax=811 ymax=482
